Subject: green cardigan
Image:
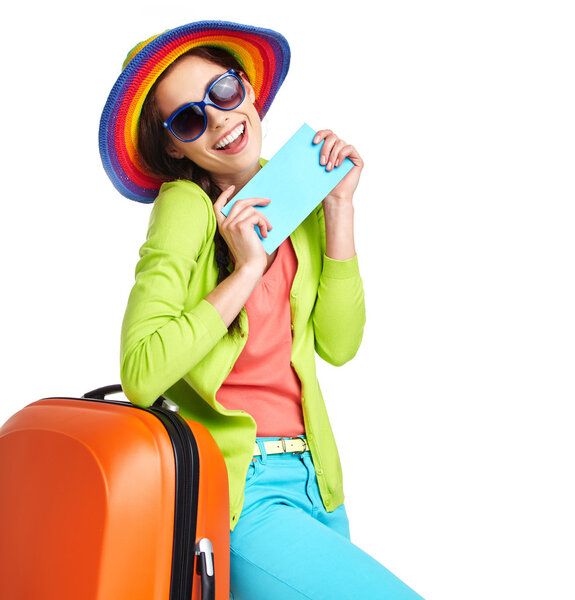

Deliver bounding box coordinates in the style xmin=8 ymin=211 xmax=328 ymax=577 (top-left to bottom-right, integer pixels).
xmin=120 ymin=177 xmax=366 ymax=530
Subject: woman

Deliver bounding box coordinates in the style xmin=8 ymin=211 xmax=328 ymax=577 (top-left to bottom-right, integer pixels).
xmin=99 ymin=20 xmax=424 ymax=600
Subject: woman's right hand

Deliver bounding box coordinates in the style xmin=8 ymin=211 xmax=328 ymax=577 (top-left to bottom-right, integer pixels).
xmin=213 ymin=185 xmax=272 ymax=277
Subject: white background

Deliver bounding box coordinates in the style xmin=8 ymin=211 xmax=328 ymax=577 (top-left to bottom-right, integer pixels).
xmin=1 ymin=2 xmax=574 ymax=598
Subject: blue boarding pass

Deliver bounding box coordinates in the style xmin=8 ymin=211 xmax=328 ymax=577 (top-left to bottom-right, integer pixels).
xmin=220 ymin=123 xmax=354 ymax=254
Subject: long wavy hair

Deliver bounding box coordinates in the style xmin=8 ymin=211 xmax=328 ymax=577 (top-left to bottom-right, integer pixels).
xmin=138 ymin=46 xmax=260 ymax=332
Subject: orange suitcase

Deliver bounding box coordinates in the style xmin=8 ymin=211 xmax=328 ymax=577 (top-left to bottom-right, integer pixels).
xmin=0 ymin=385 xmax=230 ymax=600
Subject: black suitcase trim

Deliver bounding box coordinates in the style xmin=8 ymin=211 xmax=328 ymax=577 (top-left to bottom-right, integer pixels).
xmin=150 ymin=405 xmax=200 ymax=600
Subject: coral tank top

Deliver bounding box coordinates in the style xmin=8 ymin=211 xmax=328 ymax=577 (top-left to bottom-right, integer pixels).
xmin=216 ymin=239 xmax=305 ymax=436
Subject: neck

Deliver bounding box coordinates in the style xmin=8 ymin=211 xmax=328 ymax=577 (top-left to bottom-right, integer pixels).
xmin=211 ymin=160 xmax=261 ymax=195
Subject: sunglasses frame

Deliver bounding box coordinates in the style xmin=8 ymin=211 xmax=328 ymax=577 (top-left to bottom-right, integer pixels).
xmin=162 ymin=69 xmax=246 ymax=143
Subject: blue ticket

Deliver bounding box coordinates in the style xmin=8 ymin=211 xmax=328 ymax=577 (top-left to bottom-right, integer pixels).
xmin=220 ymin=123 xmax=354 ymax=254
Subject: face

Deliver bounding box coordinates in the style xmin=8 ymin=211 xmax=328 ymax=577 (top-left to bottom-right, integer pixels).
xmin=155 ymin=55 xmax=262 ymax=184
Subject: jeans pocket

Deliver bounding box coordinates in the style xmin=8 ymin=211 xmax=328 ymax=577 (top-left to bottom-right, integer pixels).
xmin=244 ymin=457 xmax=264 ymax=489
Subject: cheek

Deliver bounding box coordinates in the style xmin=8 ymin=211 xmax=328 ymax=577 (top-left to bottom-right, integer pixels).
xmin=245 ymin=115 xmax=262 ymax=153
xmin=246 ymin=103 xmax=262 ymax=134
xmin=173 ymin=140 xmax=212 ymax=167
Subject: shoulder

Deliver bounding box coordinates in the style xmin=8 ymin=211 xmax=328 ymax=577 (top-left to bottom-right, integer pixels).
xmin=146 ymin=179 xmax=217 ymax=252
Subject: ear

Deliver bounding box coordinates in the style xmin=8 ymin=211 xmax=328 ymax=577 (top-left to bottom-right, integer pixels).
xmin=165 ymin=141 xmax=185 ymax=159
xmin=239 ymin=72 xmax=256 ymax=103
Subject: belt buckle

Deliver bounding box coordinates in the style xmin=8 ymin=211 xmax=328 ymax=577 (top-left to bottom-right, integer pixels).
xmin=287 ymin=436 xmax=307 ymax=455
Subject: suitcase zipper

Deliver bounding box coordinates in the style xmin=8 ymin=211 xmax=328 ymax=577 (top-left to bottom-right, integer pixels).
xmin=150 ymin=406 xmax=200 ymax=600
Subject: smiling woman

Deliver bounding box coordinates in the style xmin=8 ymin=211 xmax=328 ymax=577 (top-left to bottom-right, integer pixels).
xmin=98 ymin=19 xmax=423 ymax=600
xmin=138 ymin=47 xmax=262 ymax=188
xmin=153 ymin=54 xmax=264 ymax=195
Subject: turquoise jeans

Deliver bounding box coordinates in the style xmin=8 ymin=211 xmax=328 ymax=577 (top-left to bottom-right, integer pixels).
xmin=229 ymin=438 xmax=425 ymax=600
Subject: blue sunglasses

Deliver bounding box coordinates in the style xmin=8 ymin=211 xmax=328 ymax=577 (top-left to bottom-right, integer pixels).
xmin=162 ymin=70 xmax=246 ymax=142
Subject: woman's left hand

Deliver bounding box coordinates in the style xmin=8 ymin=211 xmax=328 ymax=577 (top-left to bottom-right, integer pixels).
xmin=313 ymin=129 xmax=364 ymax=206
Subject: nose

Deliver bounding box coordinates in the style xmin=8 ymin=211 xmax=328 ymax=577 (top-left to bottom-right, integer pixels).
xmin=205 ymin=105 xmax=228 ymax=129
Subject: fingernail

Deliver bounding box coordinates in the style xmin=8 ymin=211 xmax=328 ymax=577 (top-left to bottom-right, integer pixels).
xmin=313 ymin=135 xmax=320 ymax=144
xmin=320 ymin=155 xmax=327 ymax=166
xmin=327 ymin=161 xmax=333 ymax=170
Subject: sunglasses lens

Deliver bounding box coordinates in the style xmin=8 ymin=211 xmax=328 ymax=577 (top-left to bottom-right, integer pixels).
xmin=209 ymin=75 xmax=245 ymax=109
xmin=170 ymin=104 xmax=205 ymax=141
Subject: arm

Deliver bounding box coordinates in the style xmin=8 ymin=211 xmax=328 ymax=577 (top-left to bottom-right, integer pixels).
xmin=314 ymin=129 xmax=363 ymax=260
xmin=312 ymin=209 xmax=366 ymax=366
xmin=120 ymin=185 xmax=227 ymax=406
xmin=311 ymin=131 xmax=366 ymax=365
xmin=207 ymin=185 xmax=271 ymax=326
xmin=121 ymin=183 xmax=272 ymax=406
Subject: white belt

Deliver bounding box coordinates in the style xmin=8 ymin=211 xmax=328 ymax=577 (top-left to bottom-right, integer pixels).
xmin=253 ymin=436 xmax=308 ymax=456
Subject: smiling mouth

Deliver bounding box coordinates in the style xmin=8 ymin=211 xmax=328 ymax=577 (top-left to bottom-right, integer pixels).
xmin=215 ymin=122 xmax=245 ymax=150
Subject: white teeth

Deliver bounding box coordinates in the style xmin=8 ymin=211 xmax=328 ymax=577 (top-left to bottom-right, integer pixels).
xmin=215 ymin=123 xmax=245 ymax=149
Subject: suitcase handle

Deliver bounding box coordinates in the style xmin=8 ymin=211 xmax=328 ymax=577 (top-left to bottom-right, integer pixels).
xmin=82 ymin=385 xmax=168 ymax=408
xmin=196 ymin=538 xmax=216 ymax=600
xmin=82 ymin=384 xmax=124 ymax=400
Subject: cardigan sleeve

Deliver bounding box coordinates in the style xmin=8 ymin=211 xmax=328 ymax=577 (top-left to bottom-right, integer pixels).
xmin=120 ymin=182 xmax=228 ymax=407
xmin=312 ymin=206 xmax=366 ymax=366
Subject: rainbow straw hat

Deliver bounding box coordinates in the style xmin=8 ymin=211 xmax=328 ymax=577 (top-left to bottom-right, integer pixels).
xmin=99 ymin=20 xmax=290 ymax=203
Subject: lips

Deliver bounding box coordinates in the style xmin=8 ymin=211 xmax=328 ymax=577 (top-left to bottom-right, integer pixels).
xmin=214 ymin=122 xmax=246 ymax=150
xmin=212 ymin=121 xmax=250 ymax=156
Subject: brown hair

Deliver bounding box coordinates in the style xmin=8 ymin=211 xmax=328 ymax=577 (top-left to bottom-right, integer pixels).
xmin=138 ymin=46 xmax=256 ymax=332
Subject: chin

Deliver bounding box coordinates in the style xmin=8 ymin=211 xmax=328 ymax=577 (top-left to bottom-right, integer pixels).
xmin=217 ymin=122 xmax=262 ymax=168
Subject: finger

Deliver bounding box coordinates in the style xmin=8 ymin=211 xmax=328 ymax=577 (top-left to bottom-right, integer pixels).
xmin=317 ymin=133 xmax=341 ymax=168
xmin=313 ymin=129 xmax=335 ymax=165
xmin=313 ymin=129 xmax=333 ymax=145
xmin=213 ymin=185 xmax=236 ymax=222
xmin=252 ymin=214 xmax=271 ymax=238
xmin=223 ymin=205 xmax=273 ymax=239
xmin=325 ymin=138 xmax=348 ymax=171
xmin=319 ymin=135 xmax=336 ymax=166
xmin=226 ymin=215 xmax=270 ymax=243
xmin=225 ymin=197 xmax=271 ymax=221
xmin=234 ymin=208 xmax=273 ymax=237
xmin=334 ymin=144 xmax=364 ymax=169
